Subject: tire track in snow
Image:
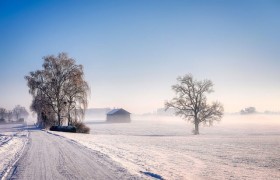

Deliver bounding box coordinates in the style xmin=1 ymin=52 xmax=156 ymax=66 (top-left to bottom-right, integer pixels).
xmin=9 ymin=128 xmax=139 ymax=180
xmin=1 ymin=130 xmax=29 ymax=180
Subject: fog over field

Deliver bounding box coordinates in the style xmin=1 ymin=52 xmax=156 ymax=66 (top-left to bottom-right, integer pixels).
xmin=1 ymin=114 xmax=279 ymax=179
xmin=47 ymin=114 xmax=280 ymax=179
xmin=84 ymin=114 xmax=280 ymax=135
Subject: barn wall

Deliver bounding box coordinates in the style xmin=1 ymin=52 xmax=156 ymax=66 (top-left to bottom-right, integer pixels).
xmin=106 ymin=114 xmax=131 ymax=123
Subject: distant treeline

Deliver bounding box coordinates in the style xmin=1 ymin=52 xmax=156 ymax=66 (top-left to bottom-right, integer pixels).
xmin=0 ymin=105 xmax=29 ymax=123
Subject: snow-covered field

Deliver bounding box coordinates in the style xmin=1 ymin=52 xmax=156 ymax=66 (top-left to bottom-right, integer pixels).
xmin=51 ymin=115 xmax=280 ymax=180
xmin=0 ymin=123 xmax=29 ymax=179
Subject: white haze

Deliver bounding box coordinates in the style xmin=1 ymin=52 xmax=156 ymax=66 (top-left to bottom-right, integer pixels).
xmin=84 ymin=114 xmax=280 ymax=136
xmin=51 ymin=114 xmax=280 ymax=179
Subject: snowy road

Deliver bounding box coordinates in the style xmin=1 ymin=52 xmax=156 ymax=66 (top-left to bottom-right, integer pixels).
xmin=0 ymin=123 xmax=28 ymax=179
xmin=8 ymin=127 xmax=138 ymax=180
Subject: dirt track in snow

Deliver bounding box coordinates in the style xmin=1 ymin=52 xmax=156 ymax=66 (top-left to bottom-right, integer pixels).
xmin=8 ymin=127 xmax=139 ymax=180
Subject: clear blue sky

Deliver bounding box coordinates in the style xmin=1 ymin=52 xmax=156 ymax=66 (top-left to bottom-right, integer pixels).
xmin=0 ymin=0 xmax=279 ymax=113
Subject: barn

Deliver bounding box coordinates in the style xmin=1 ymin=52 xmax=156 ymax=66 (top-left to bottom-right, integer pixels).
xmin=106 ymin=108 xmax=131 ymax=123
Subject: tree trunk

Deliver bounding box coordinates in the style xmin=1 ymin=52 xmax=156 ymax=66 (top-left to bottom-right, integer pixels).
xmin=193 ymin=114 xmax=199 ymax=135
xmin=194 ymin=122 xmax=199 ymax=135
xmin=68 ymin=113 xmax=71 ymax=126
xmin=57 ymin=113 xmax=61 ymax=126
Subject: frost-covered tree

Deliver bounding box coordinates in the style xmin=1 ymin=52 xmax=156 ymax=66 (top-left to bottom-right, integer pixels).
xmin=7 ymin=111 xmax=13 ymax=122
xmin=30 ymin=92 xmax=56 ymax=127
xmin=25 ymin=52 xmax=90 ymax=127
xmin=165 ymin=74 xmax=224 ymax=135
xmin=0 ymin=107 xmax=7 ymax=121
xmin=240 ymin=107 xmax=256 ymax=115
xmin=12 ymin=105 xmax=29 ymax=121
xmin=62 ymin=65 xmax=90 ymax=126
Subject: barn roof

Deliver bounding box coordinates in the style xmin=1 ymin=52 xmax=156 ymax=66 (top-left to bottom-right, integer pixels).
xmin=107 ymin=108 xmax=131 ymax=115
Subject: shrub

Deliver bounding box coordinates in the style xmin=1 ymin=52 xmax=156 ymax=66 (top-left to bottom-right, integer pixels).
xmin=0 ymin=118 xmax=5 ymax=123
xmin=50 ymin=126 xmax=76 ymax=133
xmin=73 ymin=122 xmax=90 ymax=134
xmin=18 ymin=118 xmax=24 ymax=122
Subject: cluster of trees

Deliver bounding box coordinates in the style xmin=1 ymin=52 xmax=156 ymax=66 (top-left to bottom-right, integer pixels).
xmin=165 ymin=74 xmax=224 ymax=135
xmin=240 ymin=107 xmax=256 ymax=115
xmin=0 ymin=105 xmax=29 ymax=123
xmin=25 ymin=53 xmax=90 ymax=128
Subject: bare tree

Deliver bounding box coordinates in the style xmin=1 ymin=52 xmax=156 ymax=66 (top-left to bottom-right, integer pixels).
xmin=240 ymin=107 xmax=256 ymax=115
xmin=7 ymin=111 xmax=13 ymax=122
xmin=25 ymin=52 xmax=90 ymax=127
xmin=13 ymin=105 xmax=29 ymax=121
xmin=0 ymin=107 xmax=7 ymax=121
xmin=165 ymin=74 xmax=224 ymax=135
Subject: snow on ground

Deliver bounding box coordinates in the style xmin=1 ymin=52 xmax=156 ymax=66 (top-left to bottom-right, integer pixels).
xmin=0 ymin=123 xmax=29 ymax=179
xmin=51 ymin=115 xmax=280 ymax=180
xmin=9 ymin=129 xmax=139 ymax=180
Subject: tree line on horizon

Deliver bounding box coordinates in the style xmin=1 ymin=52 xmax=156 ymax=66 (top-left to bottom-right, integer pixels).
xmin=0 ymin=105 xmax=29 ymax=123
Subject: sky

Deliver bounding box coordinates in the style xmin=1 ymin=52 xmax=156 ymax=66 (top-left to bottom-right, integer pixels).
xmin=0 ymin=0 xmax=279 ymax=114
